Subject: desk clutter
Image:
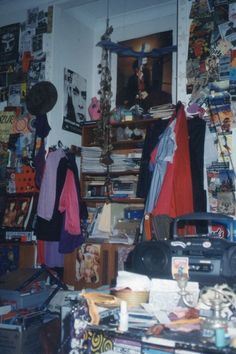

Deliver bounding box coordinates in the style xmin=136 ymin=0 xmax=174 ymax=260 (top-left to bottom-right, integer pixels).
xmin=1 ymin=264 xmax=236 ymax=353
xmin=56 ymin=270 xmax=236 ymax=354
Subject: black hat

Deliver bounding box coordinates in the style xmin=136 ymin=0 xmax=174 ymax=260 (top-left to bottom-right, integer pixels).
xmin=26 ymin=81 xmax=58 ymax=115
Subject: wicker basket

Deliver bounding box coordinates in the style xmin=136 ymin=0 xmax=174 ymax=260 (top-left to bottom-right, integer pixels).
xmin=111 ymin=289 xmax=149 ymax=308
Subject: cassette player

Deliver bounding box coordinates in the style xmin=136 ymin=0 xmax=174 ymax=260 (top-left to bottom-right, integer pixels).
xmin=129 ymin=237 xmax=236 ymax=287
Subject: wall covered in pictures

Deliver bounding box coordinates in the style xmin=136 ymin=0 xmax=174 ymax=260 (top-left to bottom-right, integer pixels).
xmin=185 ymin=0 xmax=236 ymax=218
xmin=0 ymin=6 xmax=52 ymax=196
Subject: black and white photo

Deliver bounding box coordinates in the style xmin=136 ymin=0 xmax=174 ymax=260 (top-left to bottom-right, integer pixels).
xmin=62 ymin=68 xmax=87 ymax=134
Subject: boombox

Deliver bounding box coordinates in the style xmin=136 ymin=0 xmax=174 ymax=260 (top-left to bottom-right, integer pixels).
xmin=128 ymin=237 xmax=236 ymax=286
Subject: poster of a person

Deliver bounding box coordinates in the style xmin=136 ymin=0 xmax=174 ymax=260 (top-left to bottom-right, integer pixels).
xmin=75 ymin=244 xmax=100 ymax=283
xmin=62 ymin=68 xmax=87 ymax=135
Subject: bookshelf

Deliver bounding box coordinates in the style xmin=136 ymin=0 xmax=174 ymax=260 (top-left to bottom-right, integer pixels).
xmin=81 ymin=119 xmax=156 ymax=204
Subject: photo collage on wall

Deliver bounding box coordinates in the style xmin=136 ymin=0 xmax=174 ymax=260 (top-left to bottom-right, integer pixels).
xmin=187 ymin=0 xmax=236 ymax=216
xmin=0 ymin=6 xmax=53 ymax=232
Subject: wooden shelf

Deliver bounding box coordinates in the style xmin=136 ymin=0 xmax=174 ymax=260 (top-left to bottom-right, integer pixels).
xmin=80 ymin=120 xmax=148 ymax=245
xmin=84 ymin=197 xmax=144 ymax=203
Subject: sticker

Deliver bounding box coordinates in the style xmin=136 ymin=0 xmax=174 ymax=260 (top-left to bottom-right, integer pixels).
xmin=172 ymin=257 xmax=189 ymax=278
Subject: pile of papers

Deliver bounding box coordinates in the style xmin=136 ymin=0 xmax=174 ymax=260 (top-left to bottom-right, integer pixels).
xmin=81 ymin=147 xmax=141 ymax=173
xmin=149 ymin=103 xmax=175 ymax=119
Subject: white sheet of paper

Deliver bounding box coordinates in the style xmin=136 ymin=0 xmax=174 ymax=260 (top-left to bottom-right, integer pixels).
xmin=149 ymin=278 xmax=199 ymax=311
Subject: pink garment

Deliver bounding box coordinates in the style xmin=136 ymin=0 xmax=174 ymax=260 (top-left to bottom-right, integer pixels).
xmin=37 ymin=148 xmax=66 ymax=220
xmin=58 ymin=169 xmax=81 ymax=235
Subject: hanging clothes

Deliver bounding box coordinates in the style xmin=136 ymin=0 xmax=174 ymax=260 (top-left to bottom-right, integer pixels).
xmin=137 ymin=118 xmax=170 ymax=199
xmin=35 ymin=149 xmax=86 ymax=252
xmin=188 ymin=116 xmax=207 ymax=213
xmin=36 ymin=156 xmax=68 ymax=241
xmin=138 ymin=107 xmax=207 ymax=216
xmin=44 ymin=241 xmax=64 ymax=268
xmin=151 ymin=104 xmax=194 ymax=218
xmin=58 ymin=168 xmax=81 ymax=235
xmin=37 ymin=148 xmax=66 ymax=221
xmin=59 ymin=214 xmax=84 ymax=254
xmin=145 ymin=118 xmax=177 ymax=213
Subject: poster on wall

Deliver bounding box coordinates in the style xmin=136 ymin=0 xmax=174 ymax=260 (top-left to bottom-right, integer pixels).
xmin=28 ymin=58 xmax=45 ymax=86
xmin=27 ymin=8 xmax=39 ymax=28
xmin=0 ymin=23 xmax=20 ymax=65
xmin=62 ymin=68 xmax=87 ymax=135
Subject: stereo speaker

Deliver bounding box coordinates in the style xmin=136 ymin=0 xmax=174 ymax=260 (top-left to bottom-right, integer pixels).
xmin=129 ymin=238 xmax=236 ymax=286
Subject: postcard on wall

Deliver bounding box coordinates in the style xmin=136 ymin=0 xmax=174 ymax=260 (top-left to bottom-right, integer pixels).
xmin=19 ymin=24 xmax=35 ymax=58
xmin=28 ymin=58 xmax=45 ymax=85
xmin=32 ymin=34 xmax=43 ymax=54
xmin=62 ymin=68 xmax=87 ymax=135
xmin=8 ymin=84 xmax=21 ymax=107
xmin=218 ymin=21 xmax=236 ymax=47
xmin=207 ymin=169 xmax=235 ymax=193
xmin=217 ymin=191 xmax=235 ymax=215
xmin=75 ymin=243 xmax=101 ymax=284
xmin=210 ymin=110 xmax=233 ymax=132
xmin=27 ymin=8 xmax=39 ymax=28
xmin=208 ymin=193 xmax=218 ymax=213
xmin=217 ymin=132 xmax=232 ymax=162
xmin=0 ymin=111 xmax=15 ymax=143
xmin=36 ymin=10 xmax=48 ymax=35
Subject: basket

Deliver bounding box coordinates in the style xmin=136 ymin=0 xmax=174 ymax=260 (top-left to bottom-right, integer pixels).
xmin=111 ymin=289 xmax=149 ymax=308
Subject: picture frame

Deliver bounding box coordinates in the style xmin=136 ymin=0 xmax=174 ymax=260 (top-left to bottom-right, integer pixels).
xmin=116 ymin=31 xmax=173 ymax=112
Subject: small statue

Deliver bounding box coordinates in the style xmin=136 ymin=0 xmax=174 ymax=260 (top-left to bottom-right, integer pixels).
xmin=88 ymin=97 xmax=101 ymax=121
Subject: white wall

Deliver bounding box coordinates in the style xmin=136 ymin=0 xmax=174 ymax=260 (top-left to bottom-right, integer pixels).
xmin=177 ymin=0 xmax=192 ymax=105
xmin=47 ymin=5 xmax=94 ymax=146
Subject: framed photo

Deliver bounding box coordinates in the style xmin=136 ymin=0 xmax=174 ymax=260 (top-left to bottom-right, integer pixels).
xmin=1 ymin=195 xmax=35 ymax=230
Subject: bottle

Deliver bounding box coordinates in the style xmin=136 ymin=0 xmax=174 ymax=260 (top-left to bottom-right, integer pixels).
xmin=215 ymin=327 xmax=226 ymax=348
xmin=118 ymin=300 xmax=128 ymax=332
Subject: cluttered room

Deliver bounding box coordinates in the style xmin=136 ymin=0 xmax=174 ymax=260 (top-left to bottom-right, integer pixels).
xmin=0 ymin=0 xmax=236 ymax=353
